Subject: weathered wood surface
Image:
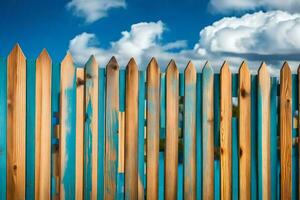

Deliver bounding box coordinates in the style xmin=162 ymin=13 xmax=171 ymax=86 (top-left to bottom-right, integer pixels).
xmin=105 ymin=57 xmax=119 ymax=200
xmin=184 ymin=61 xmax=197 ymax=200
xmin=7 ymin=44 xmax=26 ymax=200
xmin=202 ymin=62 xmax=214 ymax=200
xmin=83 ymin=56 xmax=99 ymax=199
xmin=257 ymin=63 xmax=271 ymax=200
xmin=59 ymin=53 xmax=76 ymax=199
xmin=220 ymin=62 xmax=232 ymax=200
xmin=280 ymin=62 xmax=292 ymax=199
xmin=165 ymin=60 xmax=179 ymax=200
xmin=125 ymin=58 xmax=139 ymax=200
xmin=146 ymin=58 xmax=160 ymax=200
xmin=238 ymin=62 xmax=251 ymax=200
xmin=35 ymin=49 xmax=52 ymax=199
xmin=76 ymin=68 xmax=84 ymax=200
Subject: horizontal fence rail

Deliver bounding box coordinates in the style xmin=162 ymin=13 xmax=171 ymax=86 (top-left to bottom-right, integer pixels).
xmin=0 ymin=44 xmax=299 ymax=199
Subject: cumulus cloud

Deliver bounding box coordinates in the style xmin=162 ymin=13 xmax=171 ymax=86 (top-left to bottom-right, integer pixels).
xmin=68 ymin=11 xmax=300 ymax=74
xmin=67 ymin=0 xmax=126 ymax=23
xmin=209 ymin=0 xmax=300 ymax=13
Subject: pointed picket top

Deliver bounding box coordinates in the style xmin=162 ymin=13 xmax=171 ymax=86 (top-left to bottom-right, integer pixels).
xmin=85 ymin=55 xmax=98 ymax=77
xmin=239 ymin=61 xmax=250 ymax=74
xmin=147 ymin=57 xmax=160 ymax=78
xmin=220 ymin=61 xmax=231 ymax=76
xmin=297 ymin=64 xmax=300 ymax=74
xmin=61 ymin=52 xmax=74 ymax=67
xmin=126 ymin=57 xmax=138 ymax=71
xmin=166 ymin=59 xmax=178 ymax=75
xmin=258 ymin=62 xmax=270 ymax=82
xmin=37 ymin=48 xmax=52 ymax=68
xmin=281 ymin=61 xmax=291 ymax=76
xmin=184 ymin=61 xmax=196 ymax=84
xmin=106 ymin=56 xmax=119 ymax=71
xmin=8 ymin=43 xmax=26 ymax=61
xmin=202 ymin=61 xmax=214 ymax=76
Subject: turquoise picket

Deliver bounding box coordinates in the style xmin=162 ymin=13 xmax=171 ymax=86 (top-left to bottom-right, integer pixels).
xmin=251 ymin=75 xmax=258 ymax=200
xmin=26 ymin=59 xmax=36 ymax=198
xmin=270 ymin=77 xmax=278 ymax=200
xmin=118 ymin=69 xmax=126 ymax=200
xmin=292 ymin=74 xmax=299 ymax=199
xmin=214 ymin=74 xmax=220 ymax=200
xmin=232 ymin=118 xmax=239 ymax=200
xmin=159 ymin=73 xmax=166 ymax=200
xmin=59 ymin=54 xmax=77 ymax=199
xmin=0 ymin=57 xmax=6 ymax=199
xmin=183 ymin=63 xmax=197 ymax=199
xmin=98 ymin=68 xmax=106 ymax=199
xmin=232 ymin=74 xmax=239 ymax=200
xmin=83 ymin=56 xmax=98 ymax=199
xmin=196 ymin=73 xmax=202 ymax=200
xmin=138 ymin=71 xmax=146 ymax=198
xmin=51 ymin=62 xmax=61 ymax=198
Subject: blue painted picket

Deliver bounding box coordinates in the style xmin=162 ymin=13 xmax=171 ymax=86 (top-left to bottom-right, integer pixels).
xmin=25 ymin=59 xmax=36 ymax=198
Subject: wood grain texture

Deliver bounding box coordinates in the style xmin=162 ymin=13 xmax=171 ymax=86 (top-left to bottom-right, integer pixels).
xmin=257 ymin=63 xmax=271 ymax=200
xmin=118 ymin=112 xmax=125 ymax=173
xmin=165 ymin=60 xmax=179 ymax=200
xmin=124 ymin=58 xmax=139 ymax=200
xmin=0 ymin=57 xmax=7 ymax=199
xmin=35 ymin=49 xmax=52 ymax=199
xmin=202 ymin=62 xmax=214 ymax=200
xmin=7 ymin=44 xmax=26 ymax=200
xmin=146 ymin=58 xmax=160 ymax=200
xmin=59 ymin=53 xmax=76 ymax=199
xmin=184 ymin=61 xmax=197 ymax=200
xmin=105 ymin=57 xmax=119 ymax=200
xmin=280 ymin=62 xmax=292 ymax=199
xmin=220 ymin=61 xmax=232 ymax=200
xmin=238 ymin=62 xmax=251 ymax=200
xmin=84 ymin=56 xmax=99 ymax=199
xmin=76 ymin=68 xmax=84 ymax=200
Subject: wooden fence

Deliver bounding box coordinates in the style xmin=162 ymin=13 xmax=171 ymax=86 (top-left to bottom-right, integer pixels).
xmin=0 ymin=44 xmax=299 ymax=199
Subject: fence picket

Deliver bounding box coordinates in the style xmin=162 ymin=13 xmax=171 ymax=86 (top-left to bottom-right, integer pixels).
xmin=35 ymin=49 xmax=52 ymax=199
xmin=238 ymin=62 xmax=251 ymax=200
xmin=7 ymin=44 xmax=26 ymax=199
xmin=280 ymin=62 xmax=292 ymax=199
xmin=105 ymin=57 xmax=119 ymax=200
xmin=165 ymin=60 xmax=179 ymax=199
xmin=183 ymin=61 xmax=196 ymax=199
xmin=59 ymin=52 xmax=76 ymax=199
xmin=98 ymin=68 xmax=106 ymax=199
xmin=257 ymin=63 xmax=271 ymax=200
xmin=220 ymin=61 xmax=232 ymax=200
xmin=202 ymin=62 xmax=214 ymax=200
xmin=84 ymin=56 xmax=99 ymax=199
xmin=76 ymin=67 xmax=84 ymax=200
xmin=125 ymin=58 xmax=139 ymax=199
xmin=146 ymin=58 xmax=160 ymax=200
xmin=0 ymin=57 xmax=6 ymax=199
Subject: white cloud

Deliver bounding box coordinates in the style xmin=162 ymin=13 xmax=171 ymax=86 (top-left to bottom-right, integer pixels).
xmin=68 ymin=11 xmax=300 ymax=75
xmin=209 ymin=0 xmax=300 ymax=13
xmin=67 ymin=0 xmax=126 ymax=23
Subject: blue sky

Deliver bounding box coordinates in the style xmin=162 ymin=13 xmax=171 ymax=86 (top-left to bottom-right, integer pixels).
xmin=1 ymin=0 xmax=300 ymax=73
